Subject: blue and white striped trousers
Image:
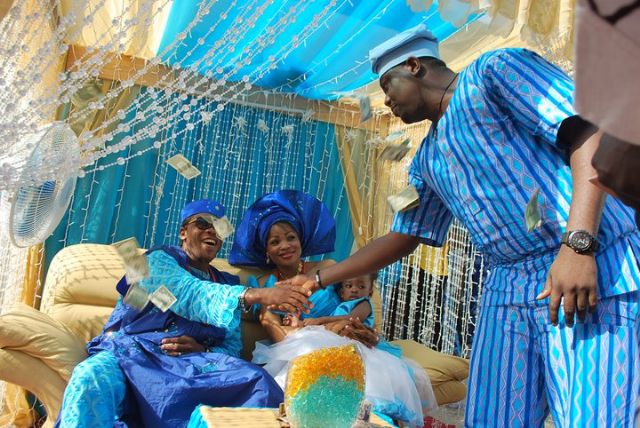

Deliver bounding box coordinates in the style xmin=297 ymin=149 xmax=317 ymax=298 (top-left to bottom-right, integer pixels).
xmin=466 ymin=291 xmax=640 ymax=427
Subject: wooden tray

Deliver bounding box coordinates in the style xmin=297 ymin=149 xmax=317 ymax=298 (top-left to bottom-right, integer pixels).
xmin=198 ymin=406 xmax=395 ymax=427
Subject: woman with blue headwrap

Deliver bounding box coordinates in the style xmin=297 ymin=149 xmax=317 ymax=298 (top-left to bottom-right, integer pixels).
xmin=228 ymin=189 xmax=340 ymax=342
xmin=56 ymin=199 xmax=311 ymax=428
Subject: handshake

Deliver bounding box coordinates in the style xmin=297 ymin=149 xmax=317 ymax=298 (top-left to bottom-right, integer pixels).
xmin=249 ymin=274 xmax=380 ymax=348
xmin=243 ymin=273 xmax=319 ymax=314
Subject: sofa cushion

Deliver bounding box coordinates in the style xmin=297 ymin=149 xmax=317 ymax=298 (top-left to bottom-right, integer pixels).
xmin=0 ymin=303 xmax=87 ymax=381
xmin=391 ymin=339 xmax=469 ymax=405
xmin=46 ymin=303 xmax=115 ymax=345
xmin=40 ymin=244 xmax=123 ymax=314
xmin=41 ymin=244 xmax=263 ymax=316
xmin=240 ymin=320 xmax=270 ymax=361
xmin=39 ymin=243 xmax=383 ymax=364
xmin=209 ymin=259 xmax=264 ymax=286
xmin=429 ymin=379 xmax=467 ymax=406
xmin=392 ymin=339 xmax=469 ymax=384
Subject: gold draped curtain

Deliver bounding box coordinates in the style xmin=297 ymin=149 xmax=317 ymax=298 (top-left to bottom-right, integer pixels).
xmin=1 ymin=1 xmax=153 ymax=425
xmin=1 ymin=0 xmax=65 ymax=423
xmin=335 ymin=125 xmax=403 ymax=249
xmin=368 ymin=0 xmax=577 ymax=107
xmin=59 ymin=0 xmax=172 ymax=60
xmin=15 ymin=0 xmax=156 ymax=312
xmin=3 ymin=0 xmax=166 ymax=310
xmin=438 ymin=0 xmax=576 ymax=71
xmin=335 ymin=120 xmax=449 ymax=276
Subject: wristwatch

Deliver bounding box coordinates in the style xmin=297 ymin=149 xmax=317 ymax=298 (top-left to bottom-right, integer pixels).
xmin=561 ymin=230 xmax=598 ymax=254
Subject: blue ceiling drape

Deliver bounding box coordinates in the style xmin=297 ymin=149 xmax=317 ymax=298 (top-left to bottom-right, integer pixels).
xmin=158 ymin=0 xmax=477 ymax=99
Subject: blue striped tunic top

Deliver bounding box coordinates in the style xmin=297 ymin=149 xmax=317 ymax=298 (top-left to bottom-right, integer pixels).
xmin=392 ymin=48 xmax=640 ymax=306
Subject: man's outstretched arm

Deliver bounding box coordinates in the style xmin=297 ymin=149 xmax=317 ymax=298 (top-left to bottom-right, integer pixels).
xmin=282 ymin=232 xmax=420 ymax=293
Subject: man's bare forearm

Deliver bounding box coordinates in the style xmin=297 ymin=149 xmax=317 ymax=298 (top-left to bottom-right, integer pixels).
xmin=567 ymin=129 xmax=605 ymax=232
xmin=314 ymin=315 xmax=349 ymax=324
xmin=319 ymin=232 xmax=421 ymax=285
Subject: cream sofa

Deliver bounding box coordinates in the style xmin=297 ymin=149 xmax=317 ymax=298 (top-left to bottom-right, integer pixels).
xmin=0 ymin=243 xmax=469 ymax=426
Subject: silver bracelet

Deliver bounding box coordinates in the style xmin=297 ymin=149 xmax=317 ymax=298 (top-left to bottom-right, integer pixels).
xmin=238 ymin=287 xmax=251 ymax=312
xmin=315 ymin=270 xmax=325 ymax=289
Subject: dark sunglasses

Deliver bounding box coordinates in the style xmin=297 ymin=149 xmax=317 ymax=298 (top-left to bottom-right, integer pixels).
xmin=186 ymin=216 xmax=215 ymax=231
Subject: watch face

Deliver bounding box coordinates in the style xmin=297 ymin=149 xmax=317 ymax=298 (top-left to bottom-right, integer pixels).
xmin=570 ymin=231 xmax=592 ymax=251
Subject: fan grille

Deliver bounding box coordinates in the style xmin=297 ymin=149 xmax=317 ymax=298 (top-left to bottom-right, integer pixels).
xmin=9 ymin=122 xmax=79 ymax=247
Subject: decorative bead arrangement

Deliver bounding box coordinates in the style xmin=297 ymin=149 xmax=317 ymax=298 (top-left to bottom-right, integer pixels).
xmin=285 ymin=345 xmax=365 ymax=428
xmin=2 ymin=0 xmax=393 ymax=193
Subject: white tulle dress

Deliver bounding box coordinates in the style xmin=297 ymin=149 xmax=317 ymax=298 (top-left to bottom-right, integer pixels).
xmin=252 ymin=298 xmax=437 ymax=427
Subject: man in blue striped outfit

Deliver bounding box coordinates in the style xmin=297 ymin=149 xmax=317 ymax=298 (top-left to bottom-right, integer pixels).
xmin=285 ymin=25 xmax=640 ymax=427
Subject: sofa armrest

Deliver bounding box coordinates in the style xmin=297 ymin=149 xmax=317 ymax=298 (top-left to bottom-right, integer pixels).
xmin=0 ymin=349 xmax=67 ymax=424
xmin=0 ymin=304 xmax=89 ymax=426
xmin=391 ymin=339 xmax=469 ymax=405
xmin=0 ymin=304 xmax=87 ymax=380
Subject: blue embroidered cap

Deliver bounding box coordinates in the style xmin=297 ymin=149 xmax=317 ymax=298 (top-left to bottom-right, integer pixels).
xmin=180 ymin=199 xmax=225 ymax=224
xmin=369 ymin=24 xmax=440 ymax=76
xmin=228 ymin=190 xmax=336 ymax=268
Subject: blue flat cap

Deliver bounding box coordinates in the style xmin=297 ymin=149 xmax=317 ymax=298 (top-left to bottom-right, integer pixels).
xmin=369 ymin=24 xmax=440 ymax=76
xmin=180 ymin=199 xmax=225 ymax=224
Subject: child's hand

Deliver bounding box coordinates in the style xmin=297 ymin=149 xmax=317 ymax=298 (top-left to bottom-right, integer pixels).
xmin=343 ymin=318 xmax=379 ymax=348
xmin=283 ymin=313 xmax=302 ymax=327
xmin=289 ymin=314 xmax=302 ymax=328
xmin=303 ymin=318 xmax=322 ymax=326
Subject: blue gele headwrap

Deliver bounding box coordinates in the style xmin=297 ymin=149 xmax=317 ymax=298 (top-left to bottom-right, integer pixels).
xmin=180 ymin=199 xmax=225 ymax=224
xmin=228 ymin=190 xmax=336 ymax=268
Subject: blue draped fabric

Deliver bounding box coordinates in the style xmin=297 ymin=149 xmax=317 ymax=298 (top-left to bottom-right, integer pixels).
xmin=330 ymin=296 xmax=374 ymax=328
xmin=229 ymin=189 xmax=336 ymax=268
xmin=158 ymin=1 xmax=481 ymax=99
xmin=57 ymin=245 xmax=283 ymax=428
xmin=45 ymin=91 xmax=354 ymax=268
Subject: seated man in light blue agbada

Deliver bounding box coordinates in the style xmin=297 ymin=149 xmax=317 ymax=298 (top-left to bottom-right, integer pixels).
xmin=56 ymin=200 xmax=312 ymax=428
xmin=285 ymin=25 xmax=640 ymax=427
